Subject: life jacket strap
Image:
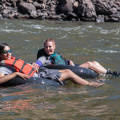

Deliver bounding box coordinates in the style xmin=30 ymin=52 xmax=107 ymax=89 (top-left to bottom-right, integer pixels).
xmin=54 ymin=54 xmax=58 ymax=60
xmin=12 ymin=57 xmax=19 ymax=67
xmin=28 ymin=67 xmax=36 ymax=76
xmin=19 ymin=62 xmax=27 ymax=73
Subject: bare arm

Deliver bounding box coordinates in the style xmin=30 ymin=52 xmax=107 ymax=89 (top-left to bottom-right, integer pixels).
xmin=0 ymin=72 xmax=30 ymax=84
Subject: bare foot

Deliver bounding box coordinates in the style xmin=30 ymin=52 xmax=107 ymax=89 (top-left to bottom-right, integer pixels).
xmin=88 ymin=81 xmax=104 ymax=87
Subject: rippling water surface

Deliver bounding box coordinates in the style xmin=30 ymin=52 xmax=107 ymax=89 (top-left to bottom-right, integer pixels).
xmin=0 ymin=19 xmax=120 ymax=120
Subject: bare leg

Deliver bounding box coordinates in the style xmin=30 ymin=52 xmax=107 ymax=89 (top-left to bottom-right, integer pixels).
xmin=59 ymin=69 xmax=89 ymax=85
xmin=92 ymin=61 xmax=106 ymax=70
xmin=59 ymin=69 xmax=103 ymax=86
xmin=79 ymin=61 xmax=107 ymax=74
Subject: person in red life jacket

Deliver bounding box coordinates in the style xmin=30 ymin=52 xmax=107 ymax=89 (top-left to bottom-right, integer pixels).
xmin=0 ymin=43 xmax=102 ymax=86
xmin=34 ymin=38 xmax=107 ymax=75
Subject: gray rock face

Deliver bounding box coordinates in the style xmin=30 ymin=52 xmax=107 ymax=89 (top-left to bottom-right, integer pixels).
xmin=0 ymin=0 xmax=120 ymax=22
xmin=18 ymin=3 xmax=36 ymax=14
xmin=77 ymin=0 xmax=97 ymax=21
xmin=56 ymin=0 xmax=73 ymax=15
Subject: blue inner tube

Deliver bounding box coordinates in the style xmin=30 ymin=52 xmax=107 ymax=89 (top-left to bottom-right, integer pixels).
xmin=43 ymin=65 xmax=98 ymax=79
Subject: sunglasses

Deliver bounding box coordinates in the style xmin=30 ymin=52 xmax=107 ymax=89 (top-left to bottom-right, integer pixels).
xmin=3 ymin=49 xmax=12 ymax=54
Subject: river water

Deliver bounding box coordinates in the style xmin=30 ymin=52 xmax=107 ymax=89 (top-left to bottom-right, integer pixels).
xmin=0 ymin=19 xmax=120 ymax=120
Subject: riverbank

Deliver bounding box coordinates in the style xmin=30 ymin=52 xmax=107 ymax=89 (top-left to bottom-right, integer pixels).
xmin=0 ymin=0 xmax=120 ymax=22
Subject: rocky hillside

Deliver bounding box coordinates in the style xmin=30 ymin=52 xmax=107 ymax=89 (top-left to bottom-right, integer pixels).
xmin=0 ymin=0 xmax=120 ymax=22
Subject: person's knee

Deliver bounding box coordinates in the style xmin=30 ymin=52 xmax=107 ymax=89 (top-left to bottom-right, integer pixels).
xmin=63 ymin=69 xmax=73 ymax=76
xmin=60 ymin=69 xmax=73 ymax=80
xmin=65 ymin=69 xmax=72 ymax=73
xmin=92 ymin=61 xmax=98 ymax=64
xmin=60 ymin=69 xmax=71 ymax=73
xmin=86 ymin=61 xmax=92 ymax=66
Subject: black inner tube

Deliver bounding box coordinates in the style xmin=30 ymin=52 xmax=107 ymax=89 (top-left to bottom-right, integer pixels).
xmin=0 ymin=76 xmax=61 ymax=87
xmin=0 ymin=65 xmax=98 ymax=87
xmin=43 ymin=65 xmax=98 ymax=79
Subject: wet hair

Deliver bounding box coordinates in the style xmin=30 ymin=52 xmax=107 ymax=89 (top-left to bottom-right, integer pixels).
xmin=0 ymin=43 xmax=8 ymax=55
xmin=44 ymin=38 xmax=55 ymax=47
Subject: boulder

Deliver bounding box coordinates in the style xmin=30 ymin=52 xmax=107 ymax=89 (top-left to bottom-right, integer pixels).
xmin=33 ymin=2 xmax=45 ymax=9
xmin=56 ymin=0 xmax=73 ymax=15
xmin=77 ymin=0 xmax=97 ymax=21
xmin=18 ymin=2 xmax=36 ymax=15
xmin=37 ymin=0 xmax=46 ymax=4
xmin=96 ymin=15 xmax=104 ymax=22
xmin=95 ymin=0 xmax=118 ymax=15
xmin=105 ymin=15 xmax=120 ymax=22
xmin=0 ymin=14 xmax=3 ymax=19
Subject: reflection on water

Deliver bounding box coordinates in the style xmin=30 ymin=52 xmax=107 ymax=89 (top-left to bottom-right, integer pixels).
xmin=0 ymin=19 xmax=120 ymax=119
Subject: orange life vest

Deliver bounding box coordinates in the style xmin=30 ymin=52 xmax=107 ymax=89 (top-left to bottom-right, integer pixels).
xmin=4 ymin=57 xmax=36 ymax=77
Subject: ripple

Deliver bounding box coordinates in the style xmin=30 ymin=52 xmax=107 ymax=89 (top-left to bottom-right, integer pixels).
xmin=96 ymin=49 xmax=120 ymax=53
xmin=0 ymin=28 xmax=23 ymax=33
